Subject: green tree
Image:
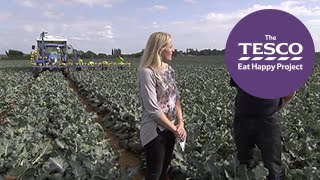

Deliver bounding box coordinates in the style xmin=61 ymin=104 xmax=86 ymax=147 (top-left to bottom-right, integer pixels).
xmin=5 ymin=49 xmax=24 ymax=58
xmin=97 ymin=53 xmax=107 ymax=59
xmin=81 ymin=51 xmax=97 ymax=59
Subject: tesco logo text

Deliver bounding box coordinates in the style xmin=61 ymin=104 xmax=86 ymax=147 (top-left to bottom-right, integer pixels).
xmin=238 ymin=43 xmax=303 ymax=55
xmin=237 ymin=35 xmax=303 ymax=61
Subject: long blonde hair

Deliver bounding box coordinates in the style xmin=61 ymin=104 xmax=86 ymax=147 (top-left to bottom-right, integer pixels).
xmin=138 ymin=32 xmax=171 ymax=76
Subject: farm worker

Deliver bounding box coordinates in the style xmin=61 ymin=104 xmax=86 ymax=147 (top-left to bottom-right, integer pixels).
xmin=48 ymin=52 xmax=58 ymax=64
xmin=36 ymin=49 xmax=40 ymax=59
xmin=30 ymin=51 xmax=36 ymax=64
xmin=117 ymin=55 xmax=125 ymax=63
xmin=78 ymin=59 xmax=83 ymax=65
xmin=62 ymin=55 xmax=68 ymax=63
xmin=230 ymin=78 xmax=295 ymax=180
xmin=56 ymin=47 xmax=61 ymax=61
xmin=137 ymin=32 xmax=186 ymax=180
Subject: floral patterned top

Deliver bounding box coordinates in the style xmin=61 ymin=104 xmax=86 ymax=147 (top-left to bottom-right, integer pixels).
xmin=138 ymin=64 xmax=180 ymax=146
xmin=156 ymin=65 xmax=180 ymax=121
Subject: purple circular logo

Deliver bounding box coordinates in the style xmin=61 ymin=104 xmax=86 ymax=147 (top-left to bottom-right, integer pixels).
xmin=226 ymin=9 xmax=315 ymax=99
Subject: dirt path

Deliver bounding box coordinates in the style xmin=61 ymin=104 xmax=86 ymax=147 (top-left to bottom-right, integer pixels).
xmin=65 ymin=74 xmax=144 ymax=180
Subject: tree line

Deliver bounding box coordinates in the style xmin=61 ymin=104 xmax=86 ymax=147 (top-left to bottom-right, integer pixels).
xmin=1 ymin=48 xmax=225 ymax=60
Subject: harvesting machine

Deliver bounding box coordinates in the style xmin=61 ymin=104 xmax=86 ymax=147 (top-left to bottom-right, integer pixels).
xmin=30 ymin=31 xmax=131 ymax=74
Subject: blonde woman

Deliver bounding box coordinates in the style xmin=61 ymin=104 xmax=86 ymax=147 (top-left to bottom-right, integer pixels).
xmin=137 ymin=32 xmax=186 ymax=180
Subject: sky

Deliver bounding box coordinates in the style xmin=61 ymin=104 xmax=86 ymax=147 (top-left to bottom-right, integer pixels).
xmin=0 ymin=0 xmax=320 ymax=54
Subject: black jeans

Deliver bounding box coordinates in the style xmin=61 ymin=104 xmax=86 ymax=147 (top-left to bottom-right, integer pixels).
xmin=144 ymin=128 xmax=176 ymax=180
xmin=233 ymin=115 xmax=283 ymax=180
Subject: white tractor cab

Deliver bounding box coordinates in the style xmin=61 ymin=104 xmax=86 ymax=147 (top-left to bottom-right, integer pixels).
xmin=32 ymin=31 xmax=72 ymax=66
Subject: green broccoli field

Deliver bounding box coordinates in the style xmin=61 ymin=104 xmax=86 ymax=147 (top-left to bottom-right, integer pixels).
xmin=0 ymin=55 xmax=319 ymax=179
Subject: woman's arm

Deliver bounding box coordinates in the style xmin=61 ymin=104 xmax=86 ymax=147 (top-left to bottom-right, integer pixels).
xmin=175 ymin=99 xmax=186 ymax=141
xmin=176 ymin=99 xmax=184 ymax=125
xmin=156 ymin=113 xmax=177 ymax=132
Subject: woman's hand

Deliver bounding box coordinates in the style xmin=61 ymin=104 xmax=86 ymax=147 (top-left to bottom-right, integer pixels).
xmin=175 ymin=121 xmax=186 ymax=141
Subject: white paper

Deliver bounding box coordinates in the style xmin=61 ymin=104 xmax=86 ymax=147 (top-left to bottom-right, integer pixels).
xmin=179 ymin=131 xmax=187 ymax=152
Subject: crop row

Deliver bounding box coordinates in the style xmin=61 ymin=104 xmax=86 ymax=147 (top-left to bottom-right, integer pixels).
xmin=0 ymin=70 xmax=120 ymax=179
